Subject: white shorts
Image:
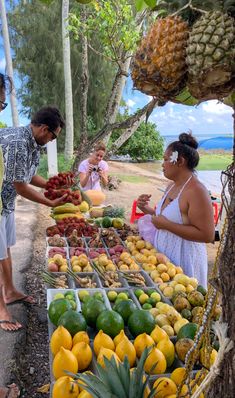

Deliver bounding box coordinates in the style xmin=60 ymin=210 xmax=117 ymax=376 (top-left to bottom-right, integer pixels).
xmin=0 ymin=212 xmax=16 ymax=260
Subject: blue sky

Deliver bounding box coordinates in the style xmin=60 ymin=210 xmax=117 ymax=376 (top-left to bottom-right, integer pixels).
xmin=0 ymin=53 xmax=233 ymax=137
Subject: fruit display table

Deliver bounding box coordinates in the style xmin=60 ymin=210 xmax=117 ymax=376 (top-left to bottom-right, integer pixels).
xmin=44 ymin=214 xmax=220 ymax=398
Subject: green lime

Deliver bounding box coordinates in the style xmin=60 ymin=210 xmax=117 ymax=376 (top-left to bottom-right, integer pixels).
xmin=53 ymin=293 xmax=65 ymax=300
xmin=65 ymin=294 xmax=74 ymax=301
xmin=64 ymin=291 xmax=75 ymax=299
xmin=139 ymin=293 xmax=149 ymax=305
xmin=150 ymin=292 xmax=161 ymax=303
xmin=78 ymin=290 xmax=90 ymax=302
xmin=147 ymin=288 xmax=156 ymax=296
xmin=117 ymin=292 xmax=129 ymax=300
xmin=107 ymin=291 xmax=118 ymax=302
xmin=134 ymin=289 xmax=144 ymax=298
xmin=142 ymin=303 xmax=152 ymax=310
xmin=93 ymin=292 xmax=104 ymax=302
xmin=147 ymin=297 xmax=157 ymax=306
xmin=69 ymin=300 xmax=77 ymax=310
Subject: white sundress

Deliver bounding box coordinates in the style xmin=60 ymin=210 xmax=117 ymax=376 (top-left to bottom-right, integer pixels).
xmin=154 ymin=176 xmax=208 ymax=287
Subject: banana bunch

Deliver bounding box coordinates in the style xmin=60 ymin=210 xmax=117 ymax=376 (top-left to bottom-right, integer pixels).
xmin=51 ymin=203 xmax=83 ymax=220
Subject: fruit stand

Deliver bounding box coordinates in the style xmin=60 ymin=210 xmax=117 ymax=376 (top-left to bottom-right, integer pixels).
xmin=42 ymin=173 xmax=222 ymax=398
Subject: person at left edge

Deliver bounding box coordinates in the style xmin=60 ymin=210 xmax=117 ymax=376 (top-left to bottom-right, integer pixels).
xmin=0 ymin=106 xmax=67 ymax=310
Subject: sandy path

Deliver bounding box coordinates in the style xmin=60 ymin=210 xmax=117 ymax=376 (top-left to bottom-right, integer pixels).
xmin=105 ymin=161 xmax=219 ymax=273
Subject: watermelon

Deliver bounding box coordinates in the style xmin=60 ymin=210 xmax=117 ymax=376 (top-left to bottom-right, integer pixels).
xmin=177 ymin=322 xmax=198 ymax=341
xmin=82 ymin=297 xmax=106 ymax=327
xmin=113 ymin=299 xmax=137 ymax=324
xmin=58 ymin=310 xmax=87 ymax=336
xmin=102 ymin=216 xmax=112 ymax=228
xmin=96 ymin=310 xmax=124 ymax=338
xmin=48 ymin=298 xmax=72 ymax=326
xmin=128 ymin=309 xmax=155 ymax=337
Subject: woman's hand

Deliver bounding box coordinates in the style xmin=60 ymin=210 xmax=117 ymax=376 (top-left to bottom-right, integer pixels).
xmin=137 ymin=194 xmax=151 ymax=208
xmin=151 ymin=214 xmax=169 ymax=230
xmin=88 ymin=164 xmax=95 ymax=174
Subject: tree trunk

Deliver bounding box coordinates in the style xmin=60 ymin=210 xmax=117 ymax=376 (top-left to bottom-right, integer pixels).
xmin=109 ymin=98 xmax=157 ymax=153
xmin=72 ymin=99 xmax=158 ymax=169
xmin=62 ymin=0 xmax=74 ymax=160
xmin=79 ymin=8 xmax=89 ymax=148
xmin=0 ymin=0 xmax=19 ymax=126
xmin=207 ymin=107 xmax=235 ymax=397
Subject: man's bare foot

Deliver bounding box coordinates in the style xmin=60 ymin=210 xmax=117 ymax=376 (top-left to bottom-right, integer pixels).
xmin=0 ymin=307 xmax=22 ymax=332
xmin=0 ymin=383 xmax=20 ymax=398
xmin=4 ymin=290 xmax=35 ymax=305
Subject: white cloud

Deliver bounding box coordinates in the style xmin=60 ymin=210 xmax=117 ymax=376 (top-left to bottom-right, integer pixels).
xmin=126 ymin=99 xmax=136 ymax=108
xmin=202 ymin=100 xmax=233 ymax=115
xmin=0 ymin=57 xmax=6 ymax=70
xmin=206 ymin=118 xmax=213 ymax=123
xmin=188 ymin=116 xmax=196 ymax=122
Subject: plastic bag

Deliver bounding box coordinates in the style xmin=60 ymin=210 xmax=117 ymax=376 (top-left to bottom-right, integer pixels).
xmin=137 ymin=214 xmax=156 ymax=245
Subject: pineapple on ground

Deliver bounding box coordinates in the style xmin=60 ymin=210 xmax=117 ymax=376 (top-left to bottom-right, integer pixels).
xmin=131 ymin=16 xmax=189 ymax=100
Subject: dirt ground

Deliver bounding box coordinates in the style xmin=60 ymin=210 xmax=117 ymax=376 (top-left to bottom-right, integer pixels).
xmin=105 ymin=161 xmax=219 ymax=273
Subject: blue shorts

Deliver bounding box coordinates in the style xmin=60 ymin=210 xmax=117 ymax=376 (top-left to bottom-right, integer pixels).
xmin=0 ymin=212 xmax=16 ymax=260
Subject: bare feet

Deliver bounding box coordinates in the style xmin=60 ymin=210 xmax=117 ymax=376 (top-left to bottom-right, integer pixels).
xmin=0 ymin=383 xmax=20 ymax=398
xmin=4 ymin=290 xmax=35 ymax=305
xmin=0 ymin=306 xmax=22 ymax=332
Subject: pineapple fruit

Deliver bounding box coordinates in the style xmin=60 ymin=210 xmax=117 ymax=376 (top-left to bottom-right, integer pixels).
xmin=132 ymin=0 xmax=235 ymax=102
xmin=187 ymin=10 xmax=235 ymax=100
xmin=131 ymin=16 xmax=189 ymax=100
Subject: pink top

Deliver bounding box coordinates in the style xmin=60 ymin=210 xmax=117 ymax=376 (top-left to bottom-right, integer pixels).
xmin=78 ymin=159 xmax=108 ymax=191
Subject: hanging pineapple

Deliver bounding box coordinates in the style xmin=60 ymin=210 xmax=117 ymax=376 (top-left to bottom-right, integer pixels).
xmin=132 ymin=0 xmax=235 ymax=102
xmin=186 ymin=6 xmax=235 ymax=100
xmin=131 ymin=15 xmax=189 ymax=100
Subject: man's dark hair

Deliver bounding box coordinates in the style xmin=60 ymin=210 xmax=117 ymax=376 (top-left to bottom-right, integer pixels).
xmin=31 ymin=106 xmax=65 ymax=131
xmin=0 ymin=73 xmax=13 ymax=93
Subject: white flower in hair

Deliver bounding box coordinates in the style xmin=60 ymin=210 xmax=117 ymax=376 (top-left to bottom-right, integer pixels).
xmin=169 ymin=150 xmax=178 ymax=164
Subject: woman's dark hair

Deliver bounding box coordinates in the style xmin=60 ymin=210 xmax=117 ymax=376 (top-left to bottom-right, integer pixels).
xmin=0 ymin=73 xmax=13 ymax=93
xmin=167 ymin=132 xmax=199 ymax=170
xmin=31 ymin=106 xmax=65 ymax=131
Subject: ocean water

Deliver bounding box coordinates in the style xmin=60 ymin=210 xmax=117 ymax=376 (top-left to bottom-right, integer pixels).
xmin=163 ymin=133 xmax=233 ymax=151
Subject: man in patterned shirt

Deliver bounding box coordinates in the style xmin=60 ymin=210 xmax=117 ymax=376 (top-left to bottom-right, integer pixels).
xmin=0 ymin=102 xmax=66 ymax=331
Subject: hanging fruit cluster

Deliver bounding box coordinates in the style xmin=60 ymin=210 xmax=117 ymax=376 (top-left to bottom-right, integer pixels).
xmin=131 ymin=0 xmax=235 ymax=102
xmin=45 ymin=172 xmax=76 ymax=190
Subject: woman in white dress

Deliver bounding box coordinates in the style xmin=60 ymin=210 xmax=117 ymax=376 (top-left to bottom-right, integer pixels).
xmin=137 ymin=133 xmax=214 ymax=287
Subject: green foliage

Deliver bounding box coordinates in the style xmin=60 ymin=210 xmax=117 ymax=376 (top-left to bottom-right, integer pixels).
xmin=0 ymin=121 xmax=7 ymax=128
xmin=110 ymin=121 xmax=164 ymax=161
xmin=37 ymin=152 xmax=74 ymax=179
xmin=69 ymin=0 xmax=141 ymax=60
xmin=8 ymin=0 xmax=116 ymax=148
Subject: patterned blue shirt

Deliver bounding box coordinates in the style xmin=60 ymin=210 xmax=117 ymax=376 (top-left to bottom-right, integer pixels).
xmin=0 ymin=125 xmax=41 ymax=215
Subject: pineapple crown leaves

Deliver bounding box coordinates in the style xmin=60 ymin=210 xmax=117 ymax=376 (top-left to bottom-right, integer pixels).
xmin=67 ymin=348 xmax=156 ymax=398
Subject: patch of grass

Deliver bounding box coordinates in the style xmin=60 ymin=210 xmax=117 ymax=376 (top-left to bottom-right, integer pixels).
xmin=110 ymin=173 xmax=149 ymax=183
xmin=197 ymin=153 xmax=233 ymax=171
